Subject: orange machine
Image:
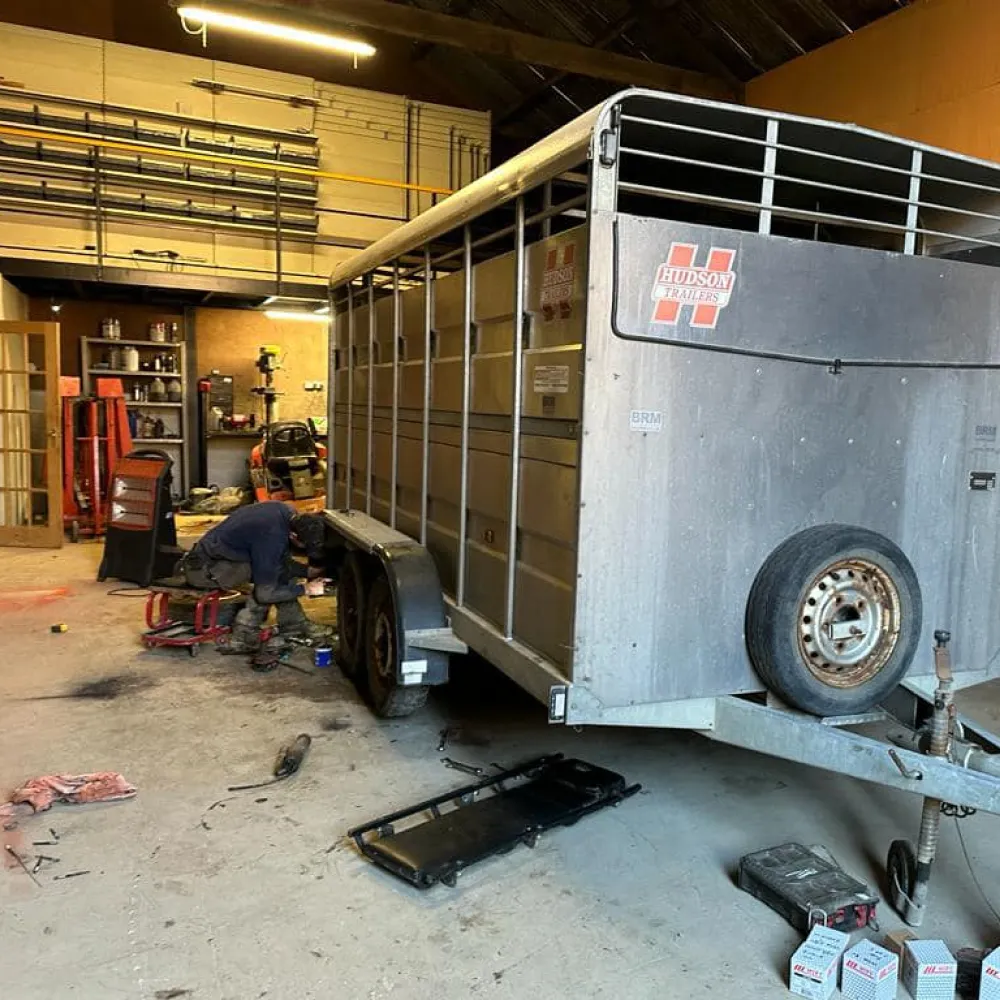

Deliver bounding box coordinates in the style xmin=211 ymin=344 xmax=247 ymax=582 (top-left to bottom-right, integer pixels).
xmin=248 ymin=420 xmax=327 ymax=513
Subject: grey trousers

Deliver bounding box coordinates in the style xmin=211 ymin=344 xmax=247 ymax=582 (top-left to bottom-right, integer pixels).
xmin=181 ymin=554 xmax=310 ymax=634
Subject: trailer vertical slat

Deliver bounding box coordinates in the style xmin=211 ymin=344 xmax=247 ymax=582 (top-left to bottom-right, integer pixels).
xmin=759 ymin=118 xmax=778 ymax=235
xmin=326 ymin=286 xmax=336 ymax=507
xmin=505 ymin=196 xmax=527 ymax=639
xmin=390 ymin=261 xmax=401 ymax=529
xmin=905 ymin=149 xmax=923 ymax=255
xmin=346 ymin=281 xmax=355 ymax=509
xmin=457 ymin=224 xmax=473 ymax=608
xmin=366 ymin=277 xmax=375 ymax=516
xmin=421 ymin=246 xmax=433 ymax=547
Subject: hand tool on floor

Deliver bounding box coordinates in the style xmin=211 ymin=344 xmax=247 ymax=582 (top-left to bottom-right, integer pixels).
xmin=441 ymin=757 xmax=484 ymax=777
xmin=5 ymin=845 xmax=42 ymax=887
xmin=228 ymin=734 xmax=312 ymax=791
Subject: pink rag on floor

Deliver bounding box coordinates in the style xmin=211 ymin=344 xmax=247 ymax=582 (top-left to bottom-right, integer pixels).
xmin=10 ymin=772 xmax=137 ymax=813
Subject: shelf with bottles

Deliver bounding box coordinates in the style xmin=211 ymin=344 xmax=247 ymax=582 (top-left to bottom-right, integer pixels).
xmin=80 ymin=324 xmax=189 ymax=497
xmin=91 ymin=339 xmax=184 ymax=348
xmin=95 ymin=319 xmax=184 ymax=345
xmin=88 ymin=368 xmax=183 ymax=377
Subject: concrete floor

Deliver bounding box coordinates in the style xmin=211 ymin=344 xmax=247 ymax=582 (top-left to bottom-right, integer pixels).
xmin=1 ymin=537 xmax=999 ymax=999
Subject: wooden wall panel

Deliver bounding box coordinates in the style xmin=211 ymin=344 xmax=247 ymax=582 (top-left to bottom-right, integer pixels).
xmin=0 ymin=22 xmax=104 ymax=99
xmin=0 ymin=23 xmax=490 ymax=287
xmin=746 ymin=0 xmax=1000 ymax=162
xmin=212 ymin=64 xmax=316 ymax=133
xmin=0 ymin=278 xmax=27 ymax=321
xmin=103 ymin=42 xmax=215 ymax=117
xmin=194 ymin=308 xmax=329 ymax=423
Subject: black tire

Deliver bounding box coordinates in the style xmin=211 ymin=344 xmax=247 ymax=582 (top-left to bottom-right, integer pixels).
xmin=746 ymin=524 xmax=922 ymax=716
xmin=69 ymin=520 xmax=80 ymax=543
xmin=887 ymin=838 xmax=917 ymax=915
xmin=364 ymin=574 xmax=428 ymax=718
xmin=337 ymin=552 xmax=368 ymax=683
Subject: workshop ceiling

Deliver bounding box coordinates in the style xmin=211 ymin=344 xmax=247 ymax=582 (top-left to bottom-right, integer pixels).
xmin=0 ymin=0 xmax=911 ymax=143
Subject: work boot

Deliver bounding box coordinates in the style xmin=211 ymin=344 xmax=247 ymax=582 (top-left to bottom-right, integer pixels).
xmin=276 ymin=600 xmax=333 ymax=644
xmin=222 ymin=597 xmax=268 ymax=654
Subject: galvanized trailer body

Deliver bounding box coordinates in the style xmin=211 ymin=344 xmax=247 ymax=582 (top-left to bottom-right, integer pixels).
xmin=326 ymin=90 xmax=1000 ymax=824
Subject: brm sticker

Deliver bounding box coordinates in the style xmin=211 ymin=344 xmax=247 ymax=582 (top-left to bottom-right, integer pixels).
xmin=651 ymin=242 xmax=737 ymax=330
xmin=629 ymin=409 xmax=663 ymax=433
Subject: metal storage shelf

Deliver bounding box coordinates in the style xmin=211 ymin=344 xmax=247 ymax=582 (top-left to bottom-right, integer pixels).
xmin=88 ymin=369 xmax=181 ymax=377
xmin=81 ymin=336 xmax=188 ymax=494
xmin=87 ymin=338 xmax=182 ymax=348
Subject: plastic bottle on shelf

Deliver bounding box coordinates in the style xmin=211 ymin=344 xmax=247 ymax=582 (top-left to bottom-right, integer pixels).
xmin=149 ymin=377 xmax=167 ymax=403
xmin=123 ymin=346 xmax=140 ymax=372
xmin=166 ymin=379 xmax=182 ymax=403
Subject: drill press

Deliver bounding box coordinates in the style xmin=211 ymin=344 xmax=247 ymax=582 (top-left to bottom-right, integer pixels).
xmin=252 ymin=345 xmax=282 ymax=428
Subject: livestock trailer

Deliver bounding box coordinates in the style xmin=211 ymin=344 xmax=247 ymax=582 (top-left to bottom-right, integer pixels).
xmin=324 ymin=89 xmax=1000 ymax=921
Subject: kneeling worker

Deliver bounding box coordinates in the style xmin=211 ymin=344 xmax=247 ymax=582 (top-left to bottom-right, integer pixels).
xmin=181 ymin=500 xmax=330 ymax=651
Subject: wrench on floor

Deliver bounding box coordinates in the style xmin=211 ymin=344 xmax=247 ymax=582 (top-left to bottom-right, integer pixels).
xmin=441 ymin=757 xmax=484 ymax=777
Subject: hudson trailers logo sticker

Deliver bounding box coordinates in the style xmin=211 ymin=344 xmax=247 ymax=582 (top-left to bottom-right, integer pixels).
xmin=650 ymin=242 xmax=737 ymax=330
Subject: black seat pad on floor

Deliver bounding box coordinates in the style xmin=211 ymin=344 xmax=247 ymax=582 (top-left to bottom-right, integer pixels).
xmin=361 ymin=758 xmax=636 ymax=887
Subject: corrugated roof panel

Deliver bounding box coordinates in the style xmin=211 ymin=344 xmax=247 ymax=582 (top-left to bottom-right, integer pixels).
xmin=403 ymin=0 xmax=910 ymax=137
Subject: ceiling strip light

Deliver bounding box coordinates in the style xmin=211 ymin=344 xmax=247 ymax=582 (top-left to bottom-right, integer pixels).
xmin=177 ymin=6 xmax=376 ymax=58
xmin=264 ymin=309 xmax=331 ymax=323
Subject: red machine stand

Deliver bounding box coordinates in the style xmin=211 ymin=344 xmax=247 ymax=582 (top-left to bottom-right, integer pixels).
xmin=142 ymin=588 xmax=230 ymax=657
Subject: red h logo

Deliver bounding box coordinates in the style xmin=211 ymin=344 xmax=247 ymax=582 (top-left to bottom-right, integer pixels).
xmin=650 ymin=242 xmax=737 ymax=330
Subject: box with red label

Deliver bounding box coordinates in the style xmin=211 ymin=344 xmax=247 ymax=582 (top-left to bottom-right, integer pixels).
xmin=790 ymin=925 xmax=849 ymax=999
xmin=903 ymin=940 xmax=957 ymax=1000
xmin=842 ymin=939 xmax=898 ymax=1000
xmin=981 ymin=946 xmax=1000 ymax=1000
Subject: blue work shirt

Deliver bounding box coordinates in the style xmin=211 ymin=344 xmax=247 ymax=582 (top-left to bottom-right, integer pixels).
xmin=196 ymin=501 xmax=304 ymax=604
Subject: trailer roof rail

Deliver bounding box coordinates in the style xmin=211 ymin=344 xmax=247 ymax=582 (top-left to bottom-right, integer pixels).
xmin=329 ymin=89 xmax=1000 ymax=290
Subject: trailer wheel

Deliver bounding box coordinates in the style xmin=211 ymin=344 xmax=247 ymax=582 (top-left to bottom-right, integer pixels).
xmin=364 ymin=574 xmax=428 ymax=718
xmin=887 ymin=838 xmax=917 ymax=914
xmin=337 ymin=552 xmax=368 ymax=683
xmin=746 ymin=525 xmax=922 ymax=716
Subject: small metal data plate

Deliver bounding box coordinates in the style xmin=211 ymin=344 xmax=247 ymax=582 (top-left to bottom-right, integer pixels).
xmin=969 ymin=471 xmax=996 ymax=491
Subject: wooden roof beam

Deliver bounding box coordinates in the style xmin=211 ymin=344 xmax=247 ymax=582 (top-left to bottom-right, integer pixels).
xmin=186 ymin=0 xmax=739 ymax=100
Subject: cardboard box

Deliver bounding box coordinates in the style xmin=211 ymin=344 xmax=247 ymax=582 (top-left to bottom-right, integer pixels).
xmin=883 ymin=929 xmax=918 ymax=980
xmin=903 ymin=939 xmax=957 ymax=1000
xmin=790 ymin=925 xmax=849 ymax=999
xmin=842 ymin=939 xmax=898 ymax=1000
xmin=980 ymin=947 xmax=1000 ymax=1000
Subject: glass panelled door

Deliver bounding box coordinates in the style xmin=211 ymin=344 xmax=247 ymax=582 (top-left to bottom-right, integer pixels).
xmin=0 ymin=322 xmax=62 ymax=547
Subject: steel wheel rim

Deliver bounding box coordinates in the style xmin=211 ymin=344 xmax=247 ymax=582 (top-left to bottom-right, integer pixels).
xmin=372 ymin=607 xmax=394 ymax=682
xmin=796 ymin=557 xmax=901 ymax=688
